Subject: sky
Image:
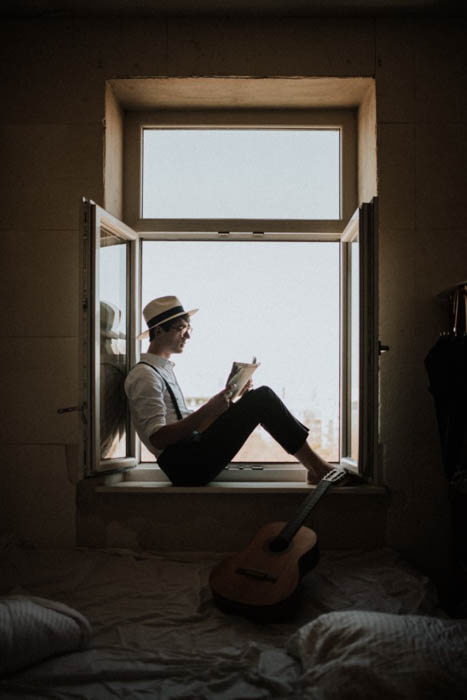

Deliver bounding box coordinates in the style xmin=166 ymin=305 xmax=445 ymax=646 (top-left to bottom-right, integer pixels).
xmin=142 ymin=128 xmax=340 ymax=220
xmin=140 ymin=127 xmax=341 ymax=425
xmin=100 ymin=128 xmax=344 ymax=455
xmin=141 ymin=240 xmax=340 ymax=426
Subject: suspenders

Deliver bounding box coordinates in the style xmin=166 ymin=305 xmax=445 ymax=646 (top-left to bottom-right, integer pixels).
xmin=138 ymin=361 xmax=183 ymax=420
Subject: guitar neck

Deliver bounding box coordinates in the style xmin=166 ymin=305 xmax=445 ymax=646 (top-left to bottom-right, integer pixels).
xmin=272 ymin=469 xmax=344 ymax=549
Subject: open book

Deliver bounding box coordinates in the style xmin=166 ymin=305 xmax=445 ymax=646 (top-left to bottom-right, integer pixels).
xmin=226 ymin=358 xmax=260 ymax=400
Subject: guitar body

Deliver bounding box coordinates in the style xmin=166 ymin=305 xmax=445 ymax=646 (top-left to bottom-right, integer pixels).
xmin=209 ymin=521 xmax=319 ymax=622
xmin=210 ymin=469 xmax=349 ymax=621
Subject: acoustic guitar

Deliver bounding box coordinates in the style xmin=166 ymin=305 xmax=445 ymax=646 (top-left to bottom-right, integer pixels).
xmin=209 ymin=468 xmax=348 ymax=621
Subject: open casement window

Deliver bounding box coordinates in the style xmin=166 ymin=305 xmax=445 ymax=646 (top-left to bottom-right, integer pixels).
xmin=340 ymin=198 xmax=379 ymax=478
xmin=82 ymin=197 xmax=378 ymax=478
xmin=81 ymin=199 xmax=139 ymax=474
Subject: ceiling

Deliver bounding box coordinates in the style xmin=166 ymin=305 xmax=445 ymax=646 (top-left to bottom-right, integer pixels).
xmin=0 ymin=0 xmax=464 ymax=18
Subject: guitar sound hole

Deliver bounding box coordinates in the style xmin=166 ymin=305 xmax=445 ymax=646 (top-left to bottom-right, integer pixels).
xmin=267 ymin=536 xmax=289 ymax=553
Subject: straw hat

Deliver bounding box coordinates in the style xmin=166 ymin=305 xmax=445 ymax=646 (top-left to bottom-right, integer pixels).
xmin=100 ymin=301 xmax=125 ymax=339
xmin=137 ymin=295 xmax=198 ymax=340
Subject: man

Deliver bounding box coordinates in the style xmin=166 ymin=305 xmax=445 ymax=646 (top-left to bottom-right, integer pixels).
xmin=125 ymin=295 xmax=336 ymax=487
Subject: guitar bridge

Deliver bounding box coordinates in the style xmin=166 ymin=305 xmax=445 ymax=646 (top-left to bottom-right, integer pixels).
xmin=236 ymin=567 xmax=278 ymax=583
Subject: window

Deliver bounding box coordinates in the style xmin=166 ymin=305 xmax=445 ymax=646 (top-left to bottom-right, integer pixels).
xmin=82 ymin=111 xmax=377 ymax=481
xmin=141 ymin=239 xmax=340 ymax=464
xmin=81 ymin=200 xmax=138 ymax=473
xmin=124 ymin=110 xmax=357 ymax=233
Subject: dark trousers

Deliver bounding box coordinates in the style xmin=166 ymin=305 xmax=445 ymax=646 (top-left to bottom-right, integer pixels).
xmin=157 ymin=386 xmax=309 ymax=486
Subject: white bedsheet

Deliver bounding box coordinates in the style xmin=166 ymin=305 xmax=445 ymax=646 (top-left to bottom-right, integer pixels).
xmin=0 ymin=543 xmax=449 ymax=699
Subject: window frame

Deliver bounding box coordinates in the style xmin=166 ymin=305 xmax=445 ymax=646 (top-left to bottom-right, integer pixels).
xmin=82 ymin=199 xmax=378 ymax=480
xmin=82 ymin=108 xmax=378 ymax=481
xmin=357 ymin=199 xmax=379 ymax=480
xmin=81 ymin=198 xmax=140 ymax=474
xmin=339 ymin=200 xmax=379 ymax=477
xmin=138 ymin=235 xmax=342 ymax=471
xmin=123 ymin=109 xmax=357 ymax=235
xmin=340 ymin=209 xmax=360 ymax=468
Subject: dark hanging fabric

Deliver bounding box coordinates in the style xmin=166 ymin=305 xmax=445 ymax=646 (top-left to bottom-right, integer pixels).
xmin=425 ymin=286 xmax=467 ymax=481
xmin=425 ymin=334 xmax=467 ymax=480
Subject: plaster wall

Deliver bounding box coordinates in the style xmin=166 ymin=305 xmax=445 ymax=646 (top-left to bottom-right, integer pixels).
xmin=77 ymin=483 xmax=387 ymax=552
xmin=0 ymin=16 xmax=465 ymax=580
xmin=104 ymin=83 xmax=124 ymax=218
xmin=358 ymin=82 xmax=377 ymax=205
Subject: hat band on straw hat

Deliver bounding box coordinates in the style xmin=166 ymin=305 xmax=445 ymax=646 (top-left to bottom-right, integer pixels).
xmin=147 ymin=305 xmax=185 ymax=329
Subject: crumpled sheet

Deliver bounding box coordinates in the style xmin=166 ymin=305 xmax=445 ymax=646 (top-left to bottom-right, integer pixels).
xmin=0 ymin=543 xmax=442 ymax=699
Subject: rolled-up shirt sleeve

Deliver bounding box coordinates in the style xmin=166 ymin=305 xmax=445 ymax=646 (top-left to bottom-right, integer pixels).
xmin=125 ymin=365 xmax=167 ymax=446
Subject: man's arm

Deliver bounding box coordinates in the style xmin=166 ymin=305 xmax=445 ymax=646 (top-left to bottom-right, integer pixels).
xmin=150 ymin=389 xmax=231 ymax=451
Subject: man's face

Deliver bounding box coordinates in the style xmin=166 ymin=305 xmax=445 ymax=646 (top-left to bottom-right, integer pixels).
xmin=166 ymin=320 xmax=192 ymax=354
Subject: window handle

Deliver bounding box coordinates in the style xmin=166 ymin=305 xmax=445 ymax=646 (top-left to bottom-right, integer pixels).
xmin=57 ymin=403 xmax=87 ymax=424
xmin=378 ymin=341 xmax=390 ymax=355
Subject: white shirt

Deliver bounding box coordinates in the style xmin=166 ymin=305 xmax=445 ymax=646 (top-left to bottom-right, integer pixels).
xmin=124 ymin=353 xmax=191 ymax=458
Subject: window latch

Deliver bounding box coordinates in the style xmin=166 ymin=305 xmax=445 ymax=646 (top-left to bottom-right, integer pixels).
xmin=378 ymin=341 xmax=390 ymax=355
xmin=57 ymin=403 xmax=87 ymax=424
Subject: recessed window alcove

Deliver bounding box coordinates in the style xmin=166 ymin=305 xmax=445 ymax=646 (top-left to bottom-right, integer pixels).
xmin=76 ymin=75 xmax=382 ymax=551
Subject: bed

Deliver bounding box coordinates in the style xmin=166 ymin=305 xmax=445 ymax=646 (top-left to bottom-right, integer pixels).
xmin=1 ymin=539 xmax=466 ymax=699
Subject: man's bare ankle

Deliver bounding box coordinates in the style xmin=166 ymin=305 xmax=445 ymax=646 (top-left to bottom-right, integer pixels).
xmin=307 ymin=463 xmax=333 ymax=484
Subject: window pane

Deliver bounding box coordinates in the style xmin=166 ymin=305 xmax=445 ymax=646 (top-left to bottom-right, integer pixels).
xmin=141 ymin=240 xmax=339 ymax=462
xmin=142 ymin=129 xmax=340 ymax=220
xmin=99 ymin=232 xmax=128 ymax=460
xmin=350 ymin=240 xmax=359 ymax=461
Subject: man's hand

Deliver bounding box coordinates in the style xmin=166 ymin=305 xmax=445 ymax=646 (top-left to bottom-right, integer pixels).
xmin=238 ymin=379 xmax=253 ymax=398
xmin=150 ymin=388 xmax=232 ymax=450
xmin=206 ymin=388 xmax=232 ymax=418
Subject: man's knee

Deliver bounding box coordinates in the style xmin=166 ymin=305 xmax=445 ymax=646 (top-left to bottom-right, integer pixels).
xmin=255 ymin=385 xmax=275 ymax=396
xmin=248 ymin=385 xmax=278 ymax=404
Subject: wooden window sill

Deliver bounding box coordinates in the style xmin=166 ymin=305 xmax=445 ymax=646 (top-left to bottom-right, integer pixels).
xmin=96 ymin=481 xmax=386 ymax=495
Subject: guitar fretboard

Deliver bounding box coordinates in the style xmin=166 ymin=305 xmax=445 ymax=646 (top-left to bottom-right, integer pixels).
xmin=270 ymin=469 xmax=345 ymax=550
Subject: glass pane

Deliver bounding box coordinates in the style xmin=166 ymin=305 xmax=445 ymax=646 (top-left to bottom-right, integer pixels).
xmin=141 ymin=240 xmax=339 ymax=462
xmin=142 ymin=129 xmax=340 ymax=220
xmin=350 ymin=240 xmax=359 ymax=461
xmin=99 ymin=230 xmax=128 ymax=460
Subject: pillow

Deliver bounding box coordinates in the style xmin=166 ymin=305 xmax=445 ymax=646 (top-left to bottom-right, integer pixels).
xmin=0 ymin=595 xmax=92 ymax=676
xmin=287 ymin=610 xmax=467 ymax=699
